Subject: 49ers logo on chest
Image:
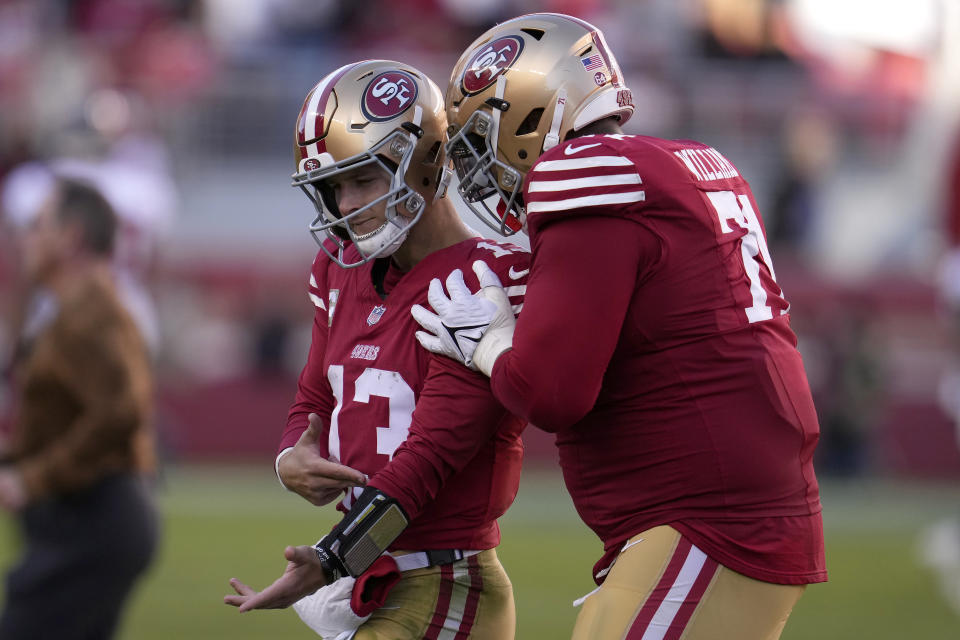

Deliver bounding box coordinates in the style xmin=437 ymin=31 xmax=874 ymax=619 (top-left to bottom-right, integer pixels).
xmin=361 ymin=70 xmax=418 ymax=122
xmin=461 ymin=35 xmax=524 ymax=95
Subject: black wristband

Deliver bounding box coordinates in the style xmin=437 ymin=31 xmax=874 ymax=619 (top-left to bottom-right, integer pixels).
xmin=315 ymin=487 xmax=410 ymax=578
xmin=314 ymin=540 xmax=347 ymax=583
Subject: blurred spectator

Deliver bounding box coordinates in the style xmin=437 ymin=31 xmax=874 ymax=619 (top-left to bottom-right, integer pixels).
xmin=0 ymin=178 xmax=158 ymax=639
xmin=768 ymin=108 xmax=838 ymax=258
xmin=812 ymin=309 xmax=883 ymax=476
xmin=921 ymin=125 xmax=960 ymax=617
xmin=938 ymin=129 xmax=960 ymax=439
xmin=252 ymin=314 xmax=291 ymax=377
xmin=1 ymin=127 xmax=177 ymax=355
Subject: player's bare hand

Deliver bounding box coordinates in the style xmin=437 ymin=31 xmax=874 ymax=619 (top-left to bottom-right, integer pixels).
xmin=224 ymin=544 xmax=328 ymax=612
xmin=279 ymin=413 xmax=367 ymax=506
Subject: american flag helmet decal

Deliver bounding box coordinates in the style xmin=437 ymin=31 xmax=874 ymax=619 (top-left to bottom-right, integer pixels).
xmin=581 ymin=54 xmax=603 ymax=71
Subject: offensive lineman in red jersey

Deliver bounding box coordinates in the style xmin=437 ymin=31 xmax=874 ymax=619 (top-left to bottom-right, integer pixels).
xmin=224 ymin=61 xmax=529 ymax=639
xmin=412 ymin=14 xmax=826 ymax=640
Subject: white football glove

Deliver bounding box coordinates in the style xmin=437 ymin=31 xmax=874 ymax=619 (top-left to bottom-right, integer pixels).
xmin=411 ymin=260 xmax=516 ymax=377
xmin=292 ymin=577 xmax=368 ymax=640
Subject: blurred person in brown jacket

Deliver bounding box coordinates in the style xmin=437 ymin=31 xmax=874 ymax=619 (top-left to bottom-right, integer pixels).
xmin=0 ymin=178 xmax=158 ymax=639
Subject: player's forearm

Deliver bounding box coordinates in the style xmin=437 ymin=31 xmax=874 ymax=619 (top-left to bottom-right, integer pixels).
xmin=489 ymin=349 xmax=597 ymax=432
xmin=282 ymin=380 xmax=333 ymax=453
xmin=282 ymin=307 xmax=335 ymax=454
xmin=366 ymin=445 xmax=438 ymax=518
xmin=368 ymin=417 xmax=500 ymax=518
xmin=368 ymin=359 xmax=508 ymax=517
xmin=489 ymin=216 xmax=643 ymax=431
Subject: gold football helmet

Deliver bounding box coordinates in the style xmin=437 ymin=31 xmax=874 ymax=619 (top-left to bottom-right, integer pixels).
xmin=293 ymin=60 xmax=450 ymax=267
xmin=446 ymin=13 xmax=634 ymax=235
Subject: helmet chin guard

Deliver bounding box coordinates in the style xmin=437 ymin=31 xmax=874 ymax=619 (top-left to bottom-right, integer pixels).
xmin=446 ymin=74 xmax=525 ymax=236
xmin=447 ymin=108 xmax=525 ymax=237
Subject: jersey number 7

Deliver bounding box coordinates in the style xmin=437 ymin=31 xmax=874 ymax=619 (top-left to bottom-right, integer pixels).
xmin=706 ymin=190 xmax=785 ymax=324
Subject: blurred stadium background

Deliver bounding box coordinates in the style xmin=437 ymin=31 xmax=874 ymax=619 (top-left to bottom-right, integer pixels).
xmin=1 ymin=0 xmax=959 ymax=637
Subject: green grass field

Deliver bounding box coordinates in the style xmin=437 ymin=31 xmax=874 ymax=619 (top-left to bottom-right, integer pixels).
xmin=1 ymin=465 xmax=959 ymax=639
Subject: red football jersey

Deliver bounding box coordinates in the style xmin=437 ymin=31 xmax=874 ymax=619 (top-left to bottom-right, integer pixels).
xmin=281 ymin=237 xmax=529 ymax=551
xmin=490 ymin=134 xmax=826 ymax=585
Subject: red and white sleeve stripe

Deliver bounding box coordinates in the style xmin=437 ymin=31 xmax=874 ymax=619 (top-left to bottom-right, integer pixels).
xmin=499 ymin=263 xmax=529 ymax=317
xmin=308 ymin=272 xmax=326 ymax=310
xmin=506 ymin=284 xmax=525 ymax=316
xmin=525 ymin=150 xmax=644 ymax=214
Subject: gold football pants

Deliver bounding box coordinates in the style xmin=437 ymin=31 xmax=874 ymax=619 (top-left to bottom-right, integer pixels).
xmin=571 ymin=526 xmax=805 ymax=640
xmin=355 ymin=548 xmax=515 ymax=640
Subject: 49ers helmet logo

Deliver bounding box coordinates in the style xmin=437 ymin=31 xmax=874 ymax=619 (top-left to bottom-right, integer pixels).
xmin=461 ymin=35 xmax=524 ymax=95
xmin=361 ymin=70 xmax=419 ymax=122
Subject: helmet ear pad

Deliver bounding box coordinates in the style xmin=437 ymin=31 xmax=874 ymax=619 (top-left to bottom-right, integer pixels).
xmin=403 ymin=191 xmax=425 ymax=214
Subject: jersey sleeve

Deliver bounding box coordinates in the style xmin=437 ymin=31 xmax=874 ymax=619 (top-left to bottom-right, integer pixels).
xmin=367 ymin=355 xmax=516 ymax=519
xmin=279 ymin=251 xmax=336 ymax=454
xmin=523 ymin=137 xmax=646 ymax=231
xmin=490 ymin=214 xmax=660 ymax=431
xmin=368 ymin=246 xmax=529 ymax=519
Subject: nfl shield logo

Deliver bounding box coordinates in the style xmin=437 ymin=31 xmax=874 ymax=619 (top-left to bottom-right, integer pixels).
xmin=367 ymin=305 xmax=387 ymax=326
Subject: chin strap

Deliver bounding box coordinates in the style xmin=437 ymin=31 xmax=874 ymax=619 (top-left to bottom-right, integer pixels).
xmin=542 ymin=88 xmax=568 ymax=152
xmin=489 ymin=75 xmax=507 ymax=154
xmin=433 ymin=166 xmax=453 ymax=201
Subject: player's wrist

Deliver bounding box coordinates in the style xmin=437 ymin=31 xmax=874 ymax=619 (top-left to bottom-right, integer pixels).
xmin=473 ymin=332 xmax=512 ymax=377
xmin=473 ymin=285 xmax=516 ymax=377
xmin=314 ymin=487 xmax=409 ymax=580
xmin=314 ymin=539 xmax=348 ymax=583
xmin=275 ymin=447 xmax=295 ymax=490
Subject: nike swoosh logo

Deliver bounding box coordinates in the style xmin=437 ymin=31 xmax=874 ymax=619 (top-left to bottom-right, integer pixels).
xmin=508 ymin=266 xmax=529 ymax=279
xmin=442 ymin=324 xmax=487 ymax=358
xmin=564 ymin=142 xmax=601 ymax=155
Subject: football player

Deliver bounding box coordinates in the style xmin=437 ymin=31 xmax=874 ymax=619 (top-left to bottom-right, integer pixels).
xmin=412 ymin=13 xmax=827 ymax=640
xmin=224 ymin=60 xmax=529 ymax=639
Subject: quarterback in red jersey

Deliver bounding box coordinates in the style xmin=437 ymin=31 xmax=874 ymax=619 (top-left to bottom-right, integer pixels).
xmin=224 ymin=60 xmax=529 ymax=639
xmin=413 ymin=13 xmax=826 ymax=640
